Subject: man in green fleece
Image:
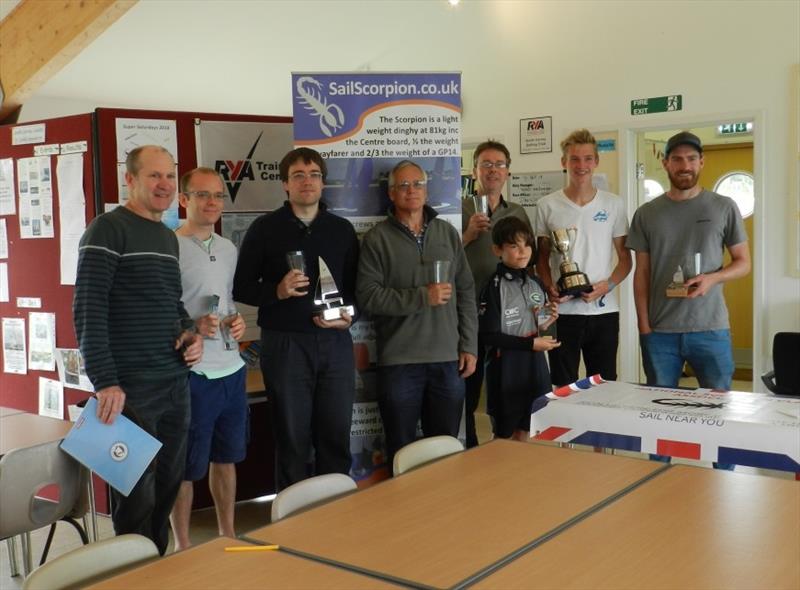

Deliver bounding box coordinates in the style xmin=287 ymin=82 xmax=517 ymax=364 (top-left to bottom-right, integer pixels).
xmin=357 ymin=160 xmax=477 ymax=471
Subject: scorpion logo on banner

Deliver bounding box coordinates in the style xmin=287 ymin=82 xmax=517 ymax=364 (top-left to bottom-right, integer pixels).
xmin=296 ymin=76 xmax=345 ymax=138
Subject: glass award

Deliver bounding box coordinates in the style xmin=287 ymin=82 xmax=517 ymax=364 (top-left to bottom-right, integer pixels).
xmin=313 ymin=256 xmax=355 ymax=320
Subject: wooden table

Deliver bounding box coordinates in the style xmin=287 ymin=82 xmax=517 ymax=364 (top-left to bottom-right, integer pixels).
xmin=0 ymin=405 xmax=26 ymax=418
xmin=86 ymin=536 xmax=403 ymax=589
xmin=247 ymin=440 xmax=666 ymax=589
xmin=469 ymin=465 xmax=800 ymax=590
xmin=0 ymin=411 xmax=73 ymax=454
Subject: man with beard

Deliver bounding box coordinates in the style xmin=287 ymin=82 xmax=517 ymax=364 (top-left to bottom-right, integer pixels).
xmin=626 ymin=131 xmax=750 ymax=390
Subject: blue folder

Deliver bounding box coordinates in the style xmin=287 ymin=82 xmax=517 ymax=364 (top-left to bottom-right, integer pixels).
xmin=60 ymin=397 xmax=162 ymax=496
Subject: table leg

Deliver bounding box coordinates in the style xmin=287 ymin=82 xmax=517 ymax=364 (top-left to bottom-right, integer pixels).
xmin=88 ymin=472 xmax=98 ymax=542
xmin=5 ymin=537 xmax=19 ymax=577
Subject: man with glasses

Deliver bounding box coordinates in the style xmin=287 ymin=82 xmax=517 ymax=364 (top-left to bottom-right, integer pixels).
xmin=234 ymin=148 xmax=359 ymax=490
xmin=357 ymin=160 xmax=477 ymax=471
xmin=170 ymin=167 xmax=247 ymax=550
xmin=535 ymin=129 xmax=632 ymax=387
xmin=461 ymin=140 xmax=532 ymax=448
xmin=74 ymin=145 xmax=202 ymax=555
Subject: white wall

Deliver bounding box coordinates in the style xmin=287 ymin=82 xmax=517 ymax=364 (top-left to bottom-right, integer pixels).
xmin=17 ymin=0 xmax=799 ymax=380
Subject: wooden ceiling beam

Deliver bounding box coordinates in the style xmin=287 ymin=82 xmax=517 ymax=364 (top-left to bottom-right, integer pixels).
xmin=0 ymin=0 xmax=136 ymax=123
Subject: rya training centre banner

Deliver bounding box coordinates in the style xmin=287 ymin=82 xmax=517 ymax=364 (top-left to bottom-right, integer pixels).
xmin=196 ymin=120 xmax=293 ymax=212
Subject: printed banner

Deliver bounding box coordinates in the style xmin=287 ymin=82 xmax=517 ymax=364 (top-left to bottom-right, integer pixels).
xmin=292 ymin=72 xmax=462 ymax=483
xmin=531 ymin=381 xmax=800 ymax=471
xmin=196 ymin=120 xmax=294 ymax=213
xmin=292 ymin=72 xmax=462 ymax=232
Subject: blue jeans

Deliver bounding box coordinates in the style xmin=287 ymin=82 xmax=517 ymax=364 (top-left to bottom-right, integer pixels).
xmin=641 ymin=330 xmax=734 ymax=470
xmin=378 ymin=361 xmax=464 ymax=472
xmin=640 ymin=330 xmax=734 ymax=390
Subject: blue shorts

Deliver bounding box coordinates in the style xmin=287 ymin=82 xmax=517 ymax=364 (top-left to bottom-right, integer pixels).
xmin=184 ymin=366 xmax=249 ymax=481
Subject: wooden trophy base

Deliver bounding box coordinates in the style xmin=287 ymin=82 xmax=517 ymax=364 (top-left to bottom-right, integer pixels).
xmin=666 ymin=283 xmax=690 ymax=297
xmin=558 ymin=272 xmax=593 ymax=297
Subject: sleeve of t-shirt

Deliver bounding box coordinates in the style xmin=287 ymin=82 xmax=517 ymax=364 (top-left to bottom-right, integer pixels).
xmin=611 ymin=195 xmax=630 ymax=238
xmin=625 ymin=208 xmax=648 ymax=252
xmin=723 ymin=197 xmax=748 ymax=247
xmin=533 ymin=200 xmax=548 ymax=238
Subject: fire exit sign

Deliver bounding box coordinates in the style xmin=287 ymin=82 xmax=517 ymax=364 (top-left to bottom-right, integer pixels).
xmin=631 ymin=95 xmax=682 ymax=115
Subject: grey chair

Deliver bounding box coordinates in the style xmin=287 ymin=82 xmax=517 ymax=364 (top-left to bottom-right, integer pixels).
xmin=393 ymin=435 xmax=464 ymax=475
xmin=22 ymin=534 xmax=158 ymax=590
xmin=270 ymin=473 xmax=357 ymax=522
xmin=0 ymin=440 xmax=89 ymax=576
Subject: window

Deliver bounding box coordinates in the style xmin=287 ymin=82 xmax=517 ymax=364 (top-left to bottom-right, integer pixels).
xmin=643 ymin=179 xmax=665 ymax=201
xmin=713 ymin=172 xmax=754 ymax=218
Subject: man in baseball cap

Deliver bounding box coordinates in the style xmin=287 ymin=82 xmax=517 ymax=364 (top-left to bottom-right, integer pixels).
xmin=626 ymin=130 xmax=750 ymax=393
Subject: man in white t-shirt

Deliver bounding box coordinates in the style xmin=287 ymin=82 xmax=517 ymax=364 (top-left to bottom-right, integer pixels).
xmin=535 ymin=129 xmax=632 ymax=386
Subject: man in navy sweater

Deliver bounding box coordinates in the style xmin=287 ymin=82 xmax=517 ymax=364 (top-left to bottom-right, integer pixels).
xmin=74 ymin=145 xmax=202 ymax=554
xmin=234 ymin=148 xmax=359 ymax=490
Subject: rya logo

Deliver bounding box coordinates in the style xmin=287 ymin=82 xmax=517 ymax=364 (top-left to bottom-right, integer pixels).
xmin=527 ymin=119 xmax=545 ymax=130
xmin=214 ymin=132 xmax=262 ymax=203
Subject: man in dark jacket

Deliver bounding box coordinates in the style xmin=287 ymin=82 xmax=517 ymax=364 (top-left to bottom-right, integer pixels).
xmin=233 ymin=147 xmax=359 ymax=490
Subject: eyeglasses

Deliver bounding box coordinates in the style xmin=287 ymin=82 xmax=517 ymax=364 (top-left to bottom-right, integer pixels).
xmin=478 ymin=161 xmax=509 ymax=170
xmin=289 ymin=171 xmax=324 ymax=182
xmin=184 ymin=191 xmax=227 ymax=201
xmin=393 ymin=180 xmax=427 ymax=193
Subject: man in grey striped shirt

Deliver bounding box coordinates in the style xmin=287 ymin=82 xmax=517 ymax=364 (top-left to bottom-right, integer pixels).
xmin=73 ymin=145 xmax=202 ymax=555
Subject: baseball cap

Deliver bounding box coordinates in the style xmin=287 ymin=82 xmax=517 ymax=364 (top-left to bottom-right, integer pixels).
xmin=664 ymin=131 xmax=703 ymax=156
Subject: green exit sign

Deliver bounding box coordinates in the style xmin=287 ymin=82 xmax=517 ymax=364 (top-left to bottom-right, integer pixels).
xmin=718 ymin=122 xmax=752 ymax=135
xmin=631 ymin=95 xmax=683 ymax=116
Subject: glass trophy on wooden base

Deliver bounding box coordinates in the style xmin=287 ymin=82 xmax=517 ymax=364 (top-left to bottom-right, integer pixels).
xmin=666 ymin=253 xmax=700 ymax=298
xmin=313 ymin=257 xmax=355 ymax=320
xmin=666 ymin=265 xmax=690 ymax=297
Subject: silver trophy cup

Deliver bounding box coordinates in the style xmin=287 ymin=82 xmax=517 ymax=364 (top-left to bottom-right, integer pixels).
xmin=551 ymin=227 xmax=592 ymax=297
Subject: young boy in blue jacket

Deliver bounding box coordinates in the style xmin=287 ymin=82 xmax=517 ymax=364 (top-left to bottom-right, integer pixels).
xmin=478 ymin=217 xmax=560 ymax=440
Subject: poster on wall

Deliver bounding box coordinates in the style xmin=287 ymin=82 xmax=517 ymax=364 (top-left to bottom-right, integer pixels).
xmin=519 ymin=116 xmax=553 ymax=154
xmin=114 ymin=118 xmax=180 ymax=228
xmin=38 ymin=377 xmax=64 ymax=419
xmin=17 ymin=156 xmax=54 ymax=239
xmin=196 ymin=120 xmax=294 ymax=213
xmin=0 ymin=158 xmax=15 ymax=215
xmin=509 ymin=171 xmax=565 ymax=207
xmin=55 ymin=348 xmax=94 ymax=392
xmin=292 ymin=71 xmax=462 ymax=483
xmin=56 ymin=153 xmax=87 ymax=285
xmin=2 ymin=317 xmax=27 ymax=374
xmin=292 ymin=72 xmax=462 ymax=234
xmin=115 ymin=118 xmax=178 ymax=163
xmin=28 ymin=311 xmax=56 ymax=371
